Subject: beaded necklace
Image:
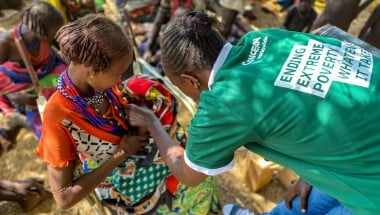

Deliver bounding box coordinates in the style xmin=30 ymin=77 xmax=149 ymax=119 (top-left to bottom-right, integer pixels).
xmin=83 ymin=91 xmax=104 ymax=109
xmin=57 ymin=70 xmax=128 ymax=133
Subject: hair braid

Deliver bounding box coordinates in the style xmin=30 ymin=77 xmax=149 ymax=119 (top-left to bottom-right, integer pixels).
xmin=20 ymin=1 xmax=63 ymax=38
xmin=56 ymin=14 xmax=132 ymax=73
xmin=161 ymin=11 xmax=225 ymax=76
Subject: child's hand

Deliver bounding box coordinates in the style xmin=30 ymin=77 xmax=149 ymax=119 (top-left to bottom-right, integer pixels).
xmin=113 ymin=134 xmax=148 ymax=162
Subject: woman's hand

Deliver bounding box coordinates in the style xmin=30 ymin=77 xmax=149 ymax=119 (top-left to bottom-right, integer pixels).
xmin=125 ymin=104 xmax=156 ymax=129
xmin=113 ymin=134 xmax=148 ymax=163
xmin=285 ymin=178 xmax=313 ymax=212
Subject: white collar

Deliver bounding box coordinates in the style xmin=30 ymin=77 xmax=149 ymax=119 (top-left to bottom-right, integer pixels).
xmin=208 ymin=43 xmax=233 ymax=90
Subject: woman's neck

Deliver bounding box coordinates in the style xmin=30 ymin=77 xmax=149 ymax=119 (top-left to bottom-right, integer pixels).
xmin=67 ymin=63 xmax=94 ymax=97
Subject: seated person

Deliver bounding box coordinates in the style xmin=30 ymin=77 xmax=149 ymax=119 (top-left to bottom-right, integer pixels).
xmin=283 ymin=0 xmax=317 ymax=32
xmin=0 ymin=1 xmax=66 ymax=149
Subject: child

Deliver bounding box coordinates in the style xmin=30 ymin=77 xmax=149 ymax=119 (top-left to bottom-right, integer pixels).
xmin=0 ymin=1 xmax=66 ymax=149
xmin=283 ymin=0 xmax=317 ymax=32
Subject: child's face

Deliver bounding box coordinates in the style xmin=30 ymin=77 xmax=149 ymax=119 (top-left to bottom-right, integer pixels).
xmin=91 ymin=54 xmax=132 ymax=91
xmin=299 ymin=0 xmax=313 ymax=13
xmin=45 ymin=25 xmax=61 ymax=44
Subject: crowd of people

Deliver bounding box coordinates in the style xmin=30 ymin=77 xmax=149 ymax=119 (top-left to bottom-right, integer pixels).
xmin=0 ymin=0 xmax=380 ymax=214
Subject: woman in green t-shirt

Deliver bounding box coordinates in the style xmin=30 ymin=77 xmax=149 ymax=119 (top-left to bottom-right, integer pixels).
xmin=126 ymin=11 xmax=380 ymax=215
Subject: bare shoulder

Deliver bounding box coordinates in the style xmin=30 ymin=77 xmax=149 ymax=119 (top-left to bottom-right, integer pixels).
xmin=0 ymin=29 xmax=15 ymax=63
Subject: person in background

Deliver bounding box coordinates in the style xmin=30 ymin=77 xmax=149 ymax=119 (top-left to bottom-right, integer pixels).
xmin=218 ymin=0 xmax=254 ymax=39
xmin=358 ymin=1 xmax=380 ymax=49
xmin=142 ymin=0 xmax=198 ymax=65
xmin=0 ymin=178 xmax=51 ymax=212
xmin=125 ymin=11 xmax=380 ymax=214
xmin=0 ymin=1 xmax=66 ymax=149
xmin=311 ymin=0 xmax=374 ymax=31
xmin=283 ymin=0 xmax=317 ymax=32
xmin=261 ymin=0 xmax=296 ymax=17
xmin=41 ymin=0 xmax=96 ymax=23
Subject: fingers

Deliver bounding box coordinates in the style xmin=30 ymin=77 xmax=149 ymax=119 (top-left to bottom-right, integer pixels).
xmin=284 ymin=184 xmax=295 ymax=209
xmin=124 ymin=104 xmax=134 ymax=119
xmin=285 ymin=191 xmax=293 ymax=209
xmin=300 ymin=191 xmax=308 ymax=213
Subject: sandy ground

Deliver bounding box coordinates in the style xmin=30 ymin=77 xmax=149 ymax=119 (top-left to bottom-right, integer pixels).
xmin=0 ymin=1 xmax=375 ymax=214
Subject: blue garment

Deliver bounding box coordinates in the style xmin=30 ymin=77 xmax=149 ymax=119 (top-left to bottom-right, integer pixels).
xmin=263 ymin=188 xmax=354 ymax=215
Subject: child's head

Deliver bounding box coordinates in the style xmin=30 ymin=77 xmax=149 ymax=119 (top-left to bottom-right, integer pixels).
xmin=20 ymin=1 xmax=64 ymax=43
xmin=299 ymin=0 xmax=315 ymax=13
xmin=56 ymin=14 xmax=133 ymax=90
xmin=161 ymin=11 xmax=225 ymax=76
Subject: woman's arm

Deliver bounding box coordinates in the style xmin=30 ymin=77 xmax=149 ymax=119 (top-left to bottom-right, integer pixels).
xmin=48 ymin=134 xmax=147 ymax=209
xmin=148 ymin=117 xmax=207 ymax=186
xmin=126 ymin=104 xmax=207 ymax=186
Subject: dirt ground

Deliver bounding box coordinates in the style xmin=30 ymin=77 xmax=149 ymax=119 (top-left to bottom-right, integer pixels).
xmin=0 ymin=1 xmax=376 ymax=214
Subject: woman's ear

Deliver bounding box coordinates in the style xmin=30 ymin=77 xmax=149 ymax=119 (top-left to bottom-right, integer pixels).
xmin=180 ymin=74 xmax=201 ymax=89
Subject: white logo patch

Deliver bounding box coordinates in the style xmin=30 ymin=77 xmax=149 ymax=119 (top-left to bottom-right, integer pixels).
xmin=274 ymin=39 xmax=373 ymax=98
xmin=242 ymin=36 xmax=268 ymax=65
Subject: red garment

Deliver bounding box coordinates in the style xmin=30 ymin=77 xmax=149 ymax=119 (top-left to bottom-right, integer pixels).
xmin=171 ymin=0 xmax=192 ymax=17
xmin=13 ymin=24 xmax=51 ymax=67
xmin=121 ymin=75 xmax=174 ymax=129
xmin=0 ymin=25 xmax=66 ymax=112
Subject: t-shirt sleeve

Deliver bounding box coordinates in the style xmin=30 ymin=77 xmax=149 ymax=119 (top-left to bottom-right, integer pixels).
xmin=35 ymin=98 xmax=76 ymax=168
xmin=185 ymin=93 xmax=251 ymax=176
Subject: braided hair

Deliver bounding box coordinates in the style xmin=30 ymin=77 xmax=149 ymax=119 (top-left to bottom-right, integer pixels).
xmin=56 ymin=14 xmax=132 ymax=73
xmin=160 ymin=11 xmax=225 ymax=76
xmin=20 ymin=1 xmax=64 ymax=38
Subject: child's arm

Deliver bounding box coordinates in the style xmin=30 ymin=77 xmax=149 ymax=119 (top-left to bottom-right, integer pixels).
xmin=283 ymin=7 xmax=296 ymax=29
xmin=305 ymin=10 xmax=317 ymax=33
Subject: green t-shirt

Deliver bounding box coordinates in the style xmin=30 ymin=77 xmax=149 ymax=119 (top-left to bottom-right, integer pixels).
xmin=185 ymin=28 xmax=380 ymax=214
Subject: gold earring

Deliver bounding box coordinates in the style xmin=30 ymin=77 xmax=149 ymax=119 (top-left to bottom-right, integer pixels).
xmin=196 ymin=82 xmax=201 ymax=88
xmin=89 ymin=72 xmax=95 ymax=84
xmin=90 ymin=72 xmax=95 ymax=80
